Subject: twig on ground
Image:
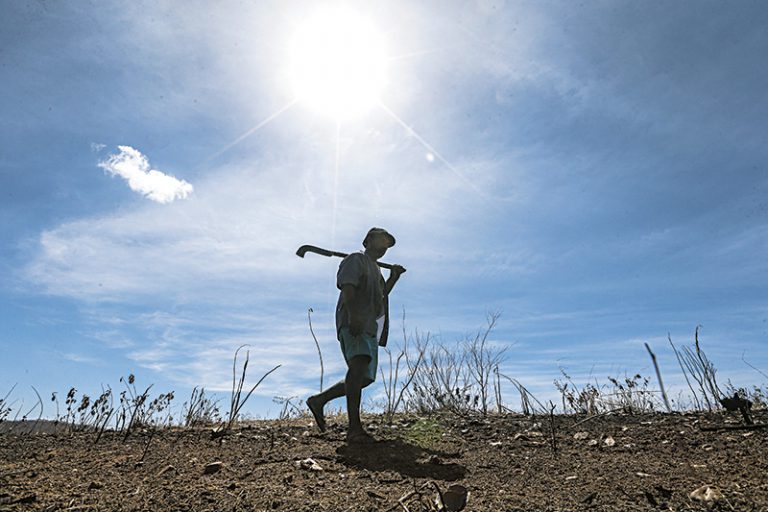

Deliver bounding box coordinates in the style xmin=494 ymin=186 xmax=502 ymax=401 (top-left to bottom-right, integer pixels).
xmin=699 ymin=423 xmax=768 ymax=432
xmin=547 ymin=401 xmax=558 ymax=455
xmin=569 ymin=407 xmax=625 ymax=429
xmin=139 ymin=429 xmax=155 ymax=462
xmin=498 ymin=372 xmax=547 ymax=415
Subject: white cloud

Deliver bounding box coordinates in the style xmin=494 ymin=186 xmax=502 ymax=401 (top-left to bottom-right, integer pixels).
xmin=98 ymin=145 xmax=193 ymax=203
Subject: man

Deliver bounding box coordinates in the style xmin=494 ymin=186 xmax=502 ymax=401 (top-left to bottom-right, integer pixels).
xmin=306 ymin=227 xmax=405 ymax=444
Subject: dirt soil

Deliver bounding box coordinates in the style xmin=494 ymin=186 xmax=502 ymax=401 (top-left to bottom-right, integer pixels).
xmin=1 ymin=411 xmax=767 ymax=511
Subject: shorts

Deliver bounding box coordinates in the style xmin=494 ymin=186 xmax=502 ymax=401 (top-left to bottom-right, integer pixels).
xmin=339 ymin=327 xmax=378 ymax=385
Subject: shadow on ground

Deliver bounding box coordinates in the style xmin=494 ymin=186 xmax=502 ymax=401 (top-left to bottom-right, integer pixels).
xmin=336 ymin=438 xmax=466 ymax=481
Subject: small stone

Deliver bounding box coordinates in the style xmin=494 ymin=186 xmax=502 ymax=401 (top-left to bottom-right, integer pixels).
xmin=573 ymin=432 xmax=589 ymax=440
xmin=88 ymin=481 xmax=104 ymax=490
xmin=297 ymin=458 xmax=323 ymax=471
xmin=443 ymin=484 xmax=468 ymax=512
xmin=604 ymin=436 xmax=616 ymax=447
xmin=489 ymin=441 xmax=502 ymax=447
xmin=587 ymin=439 xmax=598 ymax=446
xmin=565 ymin=475 xmax=578 ymax=481
xmin=636 ymin=472 xmax=651 ymax=478
xmin=690 ymin=485 xmax=724 ymax=502
xmin=203 ymin=461 xmax=223 ymax=475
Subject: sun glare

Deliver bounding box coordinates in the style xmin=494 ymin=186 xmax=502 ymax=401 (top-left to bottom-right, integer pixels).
xmin=288 ymin=8 xmax=387 ymax=120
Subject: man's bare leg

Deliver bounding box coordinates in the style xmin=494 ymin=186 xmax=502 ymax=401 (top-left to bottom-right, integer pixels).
xmin=307 ymin=381 xmax=345 ymax=432
xmin=345 ymin=355 xmax=374 ymax=443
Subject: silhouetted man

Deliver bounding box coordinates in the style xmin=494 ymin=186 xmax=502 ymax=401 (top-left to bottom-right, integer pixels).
xmin=307 ymin=227 xmax=405 ymax=444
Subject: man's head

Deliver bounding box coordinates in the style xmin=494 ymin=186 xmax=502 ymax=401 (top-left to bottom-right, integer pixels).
xmin=363 ymin=227 xmax=395 ymax=259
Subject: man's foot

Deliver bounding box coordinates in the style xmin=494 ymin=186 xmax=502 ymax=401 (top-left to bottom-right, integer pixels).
xmin=346 ymin=430 xmax=376 ymax=445
xmin=306 ymin=396 xmax=326 ymax=432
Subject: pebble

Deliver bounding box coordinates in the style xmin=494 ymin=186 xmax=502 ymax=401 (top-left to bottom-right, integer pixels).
xmin=204 ymin=461 xmax=223 ymax=475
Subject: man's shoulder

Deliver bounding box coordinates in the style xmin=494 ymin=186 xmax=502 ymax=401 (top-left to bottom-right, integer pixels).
xmin=338 ymin=251 xmax=366 ymax=273
xmin=340 ymin=251 xmax=366 ymax=265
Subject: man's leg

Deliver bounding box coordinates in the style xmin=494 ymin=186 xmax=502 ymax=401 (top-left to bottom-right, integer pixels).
xmin=307 ymin=381 xmax=345 ymax=432
xmin=345 ymin=355 xmax=372 ymax=441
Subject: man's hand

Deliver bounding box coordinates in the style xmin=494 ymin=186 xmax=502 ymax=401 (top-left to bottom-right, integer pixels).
xmin=385 ymin=264 xmax=406 ymax=295
xmin=348 ymin=315 xmax=364 ymax=337
xmin=389 ymin=264 xmax=406 ymax=278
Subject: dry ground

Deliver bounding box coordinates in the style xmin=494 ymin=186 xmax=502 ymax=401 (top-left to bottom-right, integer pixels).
xmin=1 ymin=411 xmax=767 ymax=511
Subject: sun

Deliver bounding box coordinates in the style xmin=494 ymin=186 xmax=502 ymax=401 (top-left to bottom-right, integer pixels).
xmin=288 ymin=8 xmax=388 ymax=120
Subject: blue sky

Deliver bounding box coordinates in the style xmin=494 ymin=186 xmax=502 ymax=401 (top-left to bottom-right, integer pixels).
xmin=2 ymin=0 xmax=767 ymax=418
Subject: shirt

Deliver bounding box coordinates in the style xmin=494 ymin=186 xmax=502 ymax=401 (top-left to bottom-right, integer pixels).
xmin=335 ymin=252 xmax=386 ymax=340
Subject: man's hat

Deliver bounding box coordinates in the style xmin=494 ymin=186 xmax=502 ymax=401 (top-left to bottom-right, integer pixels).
xmin=363 ymin=227 xmax=396 ymax=248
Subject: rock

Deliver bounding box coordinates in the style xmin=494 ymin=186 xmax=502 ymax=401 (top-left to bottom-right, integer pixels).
xmin=690 ymin=485 xmax=724 ymax=502
xmin=88 ymin=481 xmax=104 ymax=490
xmin=297 ymin=458 xmax=323 ymax=471
xmin=443 ymin=484 xmax=468 ymax=512
xmin=573 ymin=432 xmax=589 ymax=440
xmin=587 ymin=439 xmax=598 ymax=446
xmin=203 ymin=461 xmax=223 ymax=475
xmin=604 ymin=436 xmax=616 ymax=447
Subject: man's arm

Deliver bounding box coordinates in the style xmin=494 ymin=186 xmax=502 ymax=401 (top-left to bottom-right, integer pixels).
xmin=341 ymin=284 xmax=364 ymax=336
xmin=384 ymin=265 xmax=406 ymax=295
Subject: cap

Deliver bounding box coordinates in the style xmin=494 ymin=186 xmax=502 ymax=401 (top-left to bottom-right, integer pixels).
xmin=363 ymin=227 xmax=396 ymax=248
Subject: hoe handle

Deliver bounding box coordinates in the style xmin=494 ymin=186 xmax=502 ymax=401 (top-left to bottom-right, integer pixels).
xmin=296 ymin=245 xmax=406 ymax=272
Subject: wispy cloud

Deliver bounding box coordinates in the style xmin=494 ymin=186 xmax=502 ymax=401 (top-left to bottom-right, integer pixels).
xmin=98 ymin=146 xmax=193 ymax=203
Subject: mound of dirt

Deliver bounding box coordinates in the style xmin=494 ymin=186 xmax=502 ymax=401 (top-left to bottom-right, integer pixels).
xmin=1 ymin=411 xmax=766 ymax=511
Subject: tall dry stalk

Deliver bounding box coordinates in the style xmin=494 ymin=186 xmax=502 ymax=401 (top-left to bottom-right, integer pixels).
xmin=465 ymin=312 xmax=506 ymax=415
xmin=226 ymin=345 xmax=281 ymax=430
xmin=380 ymin=311 xmax=427 ymax=423
xmin=644 ymin=343 xmax=672 ymax=412
xmin=307 ymin=308 xmax=324 ymax=392
xmin=669 ymin=327 xmax=722 ymax=411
